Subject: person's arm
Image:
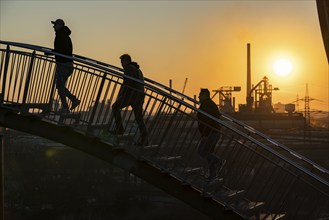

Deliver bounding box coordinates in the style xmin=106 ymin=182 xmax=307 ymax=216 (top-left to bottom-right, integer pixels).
xmin=197 ymin=106 xmax=210 ymax=136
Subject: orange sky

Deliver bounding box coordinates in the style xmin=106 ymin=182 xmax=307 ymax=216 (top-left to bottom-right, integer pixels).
xmin=1 ymin=0 xmax=328 ymax=112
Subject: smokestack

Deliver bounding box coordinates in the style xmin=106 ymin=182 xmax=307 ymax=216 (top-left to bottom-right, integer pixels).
xmin=246 ymin=43 xmax=253 ymax=112
xmin=247 ymin=43 xmax=251 ymax=98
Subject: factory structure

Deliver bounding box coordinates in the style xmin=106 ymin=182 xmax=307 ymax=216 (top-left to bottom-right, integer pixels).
xmin=213 ymin=43 xmax=305 ymax=130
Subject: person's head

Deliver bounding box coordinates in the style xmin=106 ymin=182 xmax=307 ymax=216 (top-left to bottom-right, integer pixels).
xmin=51 ymin=19 xmax=65 ymax=31
xmin=199 ymin=88 xmax=210 ymax=102
xmin=120 ymin=54 xmax=132 ymax=67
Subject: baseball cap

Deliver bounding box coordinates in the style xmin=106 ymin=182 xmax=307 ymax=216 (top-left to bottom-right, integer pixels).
xmin=200 ymin=88 xmax=210 ymax=96
xmin=51 ymin=19 xmax=65 ymax=26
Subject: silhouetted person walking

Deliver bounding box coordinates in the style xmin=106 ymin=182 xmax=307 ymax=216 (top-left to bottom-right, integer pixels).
xmin=50 ymin=19 xmax=80 ymax=113
xmin=111 ymin=54 xmax=148 ymax=146
xmin=197 ymin=88 xmax=225 ymax=179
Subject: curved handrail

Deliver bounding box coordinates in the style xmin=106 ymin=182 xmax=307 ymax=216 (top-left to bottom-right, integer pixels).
xmin=1 ymin=40 xmax=327 ymax=179
xmin=70 ymin=50 xmax=329 ymax=179
xmin=0 ymin=41 xmax=197 ymax=103
xmin=1 ymin=40 xmax=328 ymax=184
xmin=1 ymin=40 xmax=328 ymax=219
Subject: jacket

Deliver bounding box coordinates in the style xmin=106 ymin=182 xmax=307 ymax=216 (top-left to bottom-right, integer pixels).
xmin=119 ymin=62 xmax=145 ymax=99
xmin=197 ymin=98 xmax=221 ymax=136
xmin=54 ymin=26 xmax=73 ymax=63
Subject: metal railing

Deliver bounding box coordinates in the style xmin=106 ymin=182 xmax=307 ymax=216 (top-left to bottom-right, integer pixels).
xmin=0 ymin=40 xmax=328 ymax=219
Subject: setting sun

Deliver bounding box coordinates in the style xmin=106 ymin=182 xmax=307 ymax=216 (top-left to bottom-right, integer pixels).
xmin=272 ymin=59 xmax=293 ymax=77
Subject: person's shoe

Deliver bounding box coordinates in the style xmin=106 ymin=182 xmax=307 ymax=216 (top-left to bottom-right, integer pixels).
xmin=201 ymin=167 xmax=210 ymax=179
xmin=70 ymin=99 xmax=80 ymax=110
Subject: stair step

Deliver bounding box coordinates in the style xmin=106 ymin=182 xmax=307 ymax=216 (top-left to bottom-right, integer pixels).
xmin=137 ymin=144 xmax=160 ymax=153
xmin=143 ymin=144 xmax=160 ymax=150
xmin=148 ymin=155 xmax=183 ymax=171
xmin=173 ymin=167 xmax=202 ymax=180
xmin=234 ymin=200 xmax=265 ymax=218
xmin=100 ymin=132 xmax=135 ymax=138
xmin=58 ymin=113 xmax=81 ymax=125
xmin=100 ymin=132 xmax=135 ymax=142
xmin=175 ymin=166 xmax=203 ymax=176
xmin=200 ymin=191 xmax=212 ymax=198
xmin=213 ymin=186 xmax=245 ymax=202
xmin=136 ymin=145 xmax=160 ymax=161
xmin=266 ymin=213 xmax=285 ymax=220
xmin=139 ymin=144 xmax=160 ymax=155
xmin=184 ymin=167 xmax=202 ymax=173
xmin=201 ymin=177 xmax=224 ymax=194
xmin=157 ymin=155 xmax=182 ymax=161
xmin=113 ymin=132 xmax=136 ymax=138
xmin=179 ymin=172 xmax=204 ymax=187
xmin=239 ymin=201 xmax=264 ymax=211
xmin=223 ymin=189 xmax=244 ymax=198
xmin=99 ymin=132 xmax=137 ymax=148
xmin=180 ymin=178 xmax=225 ymax=200
xmin=250 ymin=213 xmax=285 ymax=220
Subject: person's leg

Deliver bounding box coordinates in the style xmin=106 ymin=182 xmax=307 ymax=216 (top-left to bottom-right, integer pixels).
xmin=206 ymin=131 xmax=222 ymax=177
xmin=132 ymin=95 xmax=148 ymax=144
xmin=197 ymin=136 xmax=208 ymax=159
xmin=111 ymin=97 xmax=127 ymax=134
xmin=197 ymin=136 xmax=212 ymax=177
xmin=61 ymin=63 xmax=80 ymax=110
xmin=206 ymin=132 xmax=220 ymax=162
xmin=55 ymin=63 xmax=69 ymax=110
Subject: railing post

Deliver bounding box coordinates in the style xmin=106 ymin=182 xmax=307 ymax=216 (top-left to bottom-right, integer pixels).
xmin=1 ymin=46 xmax=11 ymax=104
xmin=87 ymin=72 xmax=107 ymax=134
xmin=147 ymin=97 xmax=167 ymax=134
xmin=22 ymin=51 xmax=36 ymax=108
xmin=158 ymin=104 xmax=181 ymax=145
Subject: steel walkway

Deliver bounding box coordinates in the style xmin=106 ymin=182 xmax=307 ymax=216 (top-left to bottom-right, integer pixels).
xmin=0 ymin=41 xmax=328 ymax=220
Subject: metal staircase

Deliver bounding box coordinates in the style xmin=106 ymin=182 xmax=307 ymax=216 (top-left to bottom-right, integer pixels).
xmin=0 ymin=41 xmax=328 ymax=220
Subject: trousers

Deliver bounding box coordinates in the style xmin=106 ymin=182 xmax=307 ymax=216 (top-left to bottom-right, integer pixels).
xmin=197 ymin=131 xmax=221 ymax=170
xmin=112 ymin=93 xmax=147 ymax=140
xmin=55 ymin=62 xmax=76 ymax=109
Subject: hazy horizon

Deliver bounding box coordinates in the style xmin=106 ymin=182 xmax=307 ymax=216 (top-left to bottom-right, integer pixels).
xmin=1 ymin=0 xmax=328 ymax=112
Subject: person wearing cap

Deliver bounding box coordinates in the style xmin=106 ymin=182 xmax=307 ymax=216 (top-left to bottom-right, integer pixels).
xmin=197 ymin=88 xmax=226 ymax=180
xmin=110 ymin=54 xmax=148 ymax=146
xmin=49 ymin=19 xmax=80 ymax=113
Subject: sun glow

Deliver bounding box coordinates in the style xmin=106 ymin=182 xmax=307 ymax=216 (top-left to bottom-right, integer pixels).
xmin=272 ymin=59 xmax=293 ymax=77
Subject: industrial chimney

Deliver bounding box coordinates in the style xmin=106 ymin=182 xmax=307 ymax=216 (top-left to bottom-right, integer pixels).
xmin=247 ymin=43 xmax=251 ymax=97
xmin=246 ymin=43 xmax=253 ymax=111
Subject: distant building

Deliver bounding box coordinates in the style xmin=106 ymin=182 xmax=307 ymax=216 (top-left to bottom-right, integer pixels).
xmin=273 ymin=102 xmax=285 ymax=113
